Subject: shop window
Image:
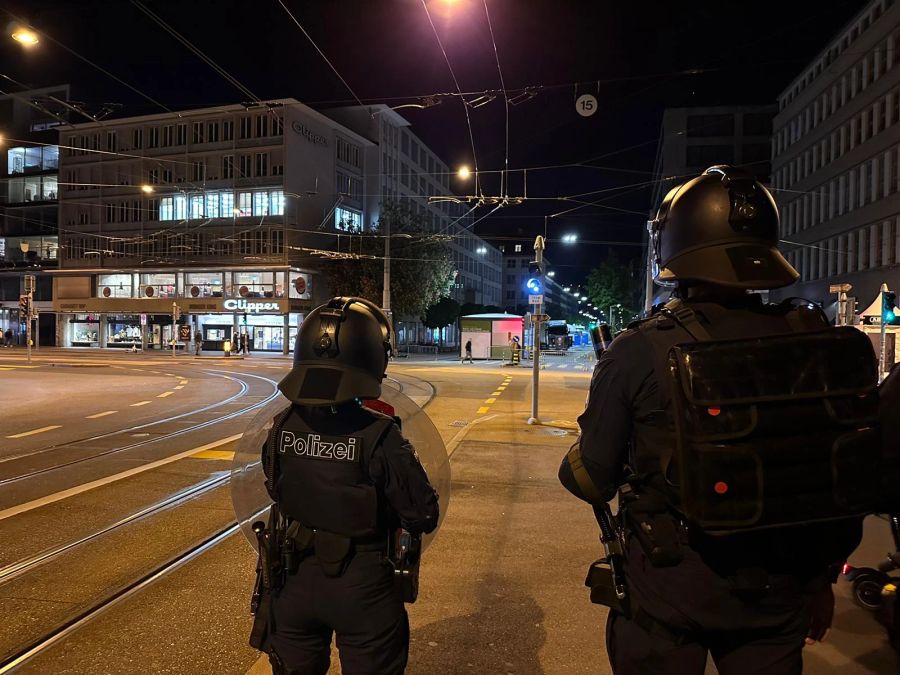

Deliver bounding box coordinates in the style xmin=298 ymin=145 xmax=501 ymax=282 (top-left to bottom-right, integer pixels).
xmin=237 ymin=191 xmax=252 ymax=216
xmin=140 ymin=273 xmax=176 ymax=298
xmin=233 ymin=271 xmax=278 ymax=297
xmin=69 ymin=315 xmax=100 ymax=346
xmin=335 ymin=206 xmax=362 ymax=231
xmin=206 ymin=193 xmax=220 ymax=218
xmin=98 ymin=274 xmax=133 ymax=298
xmin=221 ymin=191 xmax=235 ymax=216
xmin=184 ymin=272 xmax=223 ymax=297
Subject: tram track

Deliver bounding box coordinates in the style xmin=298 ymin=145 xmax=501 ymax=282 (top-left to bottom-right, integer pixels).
xmin=0 ymin=370 xmax=280 ymax=488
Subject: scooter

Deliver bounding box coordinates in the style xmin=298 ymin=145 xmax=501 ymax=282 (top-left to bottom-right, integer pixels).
xmin=843 ymin=515 xmax=900 ymax=611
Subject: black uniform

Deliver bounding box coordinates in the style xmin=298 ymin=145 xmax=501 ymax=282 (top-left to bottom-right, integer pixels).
xmin=560 ymin=295 xmax=863 ymax=675
xmin=263 ymin=402 xmax=438 ymax=675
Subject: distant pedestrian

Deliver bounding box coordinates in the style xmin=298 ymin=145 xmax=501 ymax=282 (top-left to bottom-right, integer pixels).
xmin=233 ymin=332 xmax=242 ymax=355
xmin=242 ymin=331 xmax=251 ymax=355
xmin=4 ymin=328 xmax=12 ymax=347
xmin=194 ymin=330 xmax=203 ymax=356
xmin=462 ymin=339 xmax=473 ymax=364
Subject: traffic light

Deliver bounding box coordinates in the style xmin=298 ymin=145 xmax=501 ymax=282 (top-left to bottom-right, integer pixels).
xmin=525 ymin=277 xmax=543 ymax=295
xmin=18 ymin=295 xmax=28 ymax=315
xmin=883 ymin=290 xmax=898 ymax=325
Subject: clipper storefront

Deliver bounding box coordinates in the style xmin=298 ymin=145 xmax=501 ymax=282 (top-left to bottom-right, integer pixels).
xmin=52 ymin=269 xmax=314 ymax=353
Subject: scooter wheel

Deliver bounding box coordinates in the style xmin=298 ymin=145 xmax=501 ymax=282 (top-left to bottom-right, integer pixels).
xmin=853 ymin=577 xmax=886 ymax=611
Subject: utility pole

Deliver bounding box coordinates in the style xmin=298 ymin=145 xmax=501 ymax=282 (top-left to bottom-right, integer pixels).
xmin=880 ymin=283 xmax=895 ymax=382
xmin=172 ymin=301 xmax=179 ymax=358
xmin=24 ymin=274 xmax=34 ymax=365
xmin=528 ymin=235 xmax=545 ymax=425
xmin=382 ymin=214 xmax=395 ymax=354
xmin=830 ymin=283 xmax=852 ymax=326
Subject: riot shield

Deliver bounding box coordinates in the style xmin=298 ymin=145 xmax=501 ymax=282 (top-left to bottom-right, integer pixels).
xmin=230 ymin=389 xmax=450 ymax=551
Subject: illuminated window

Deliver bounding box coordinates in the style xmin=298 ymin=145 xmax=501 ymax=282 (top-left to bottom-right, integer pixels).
xmin=269 ymin=190 xmax=285 ymax=215
xmin=253 ymin=191 xmax=269 ymax=216
xmin=206 ymin=192 xmax=220 ymax=218
xmin=221 ymin=191 xmax=234 ymax=215
xmin=238 ymin=192 xmax=252 ymax=216
xmin=160 ymin=196 xmax=174 ymax=220
xmin=335 ymin=206 xmax=362 ymax=231
xmin=190 ymin=195 xmax=204 ymax=219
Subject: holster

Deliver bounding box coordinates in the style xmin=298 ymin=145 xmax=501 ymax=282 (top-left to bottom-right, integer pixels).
xmin=390 ymin=529 xmax=421 ymax=603
xmin=585 ymin=559 xmax=630 ymax=616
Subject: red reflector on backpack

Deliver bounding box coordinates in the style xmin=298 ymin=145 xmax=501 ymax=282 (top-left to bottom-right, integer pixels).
xmin=707 ymin=407 xmax=721 ymax=417
xmin=713 ymin=481 xmax=729 ymax=495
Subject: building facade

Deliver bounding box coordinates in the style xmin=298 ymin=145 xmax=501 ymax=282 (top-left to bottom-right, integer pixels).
xmin=325 ymin=105 xmax=503 ymax=309
xmin=771 ymin=0 xmax=900 ymax=307
xmin=0 ymin=85 xmax=67 ymax=344
xmin=54 ymin=99 xmax=374 ymax=352
xmin=650 ymin=103 xmax=777 ymax=212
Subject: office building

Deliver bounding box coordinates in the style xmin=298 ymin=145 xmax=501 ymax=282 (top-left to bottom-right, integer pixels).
xmin=771 ymin=0 xmax=900 ymax=306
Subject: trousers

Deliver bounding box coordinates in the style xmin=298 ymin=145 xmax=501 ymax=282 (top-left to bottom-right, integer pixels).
xmin=266 ymin=551 xmax=408 ymax=675
xmin=606 ymin=538 xmax=819 ymax=675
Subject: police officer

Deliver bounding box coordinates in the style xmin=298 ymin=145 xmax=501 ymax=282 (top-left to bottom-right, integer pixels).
xmin=559 ymin=166 xmax=882 ymax=674
xmin=253 ymin=296 xmax=439 ymax=674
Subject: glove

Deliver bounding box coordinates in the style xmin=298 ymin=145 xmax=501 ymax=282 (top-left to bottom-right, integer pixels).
xmin=805 ymin=586 xmax=834 ymax=645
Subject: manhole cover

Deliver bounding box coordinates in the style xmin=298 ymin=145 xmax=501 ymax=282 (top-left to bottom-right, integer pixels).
xmin=544 ymin=428 xmax=570 ymax=436
xmin=449 ymin=420 xmax=468 ymax=428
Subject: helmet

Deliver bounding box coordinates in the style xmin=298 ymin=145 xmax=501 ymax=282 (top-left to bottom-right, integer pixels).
xmin=647 ymin=165 xmax=798 ymax=289
xmin=279 ymin=297 xmax=392 ymax=406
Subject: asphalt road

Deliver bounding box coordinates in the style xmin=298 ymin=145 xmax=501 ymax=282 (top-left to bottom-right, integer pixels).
xmin=0 ymin=349 xmax=895 ymax=674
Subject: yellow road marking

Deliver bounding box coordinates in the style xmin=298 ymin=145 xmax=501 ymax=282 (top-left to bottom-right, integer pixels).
xmin=491 ymin=391 xmax=502 ymax=396
xmin=485 ymin=398 xmax=497 ymax=404
xmin=192 ymin=450 xmax=236 ymax=460
xmin=157 ymin=391 xmax=174 ymax=398
xmin=6 ymin=425 xmax=62 ymax=439
xmin=86 ymin=410 xmax=117 ymax=419
xmin=497 ymin=385 xmax=507 ymax=390
xmin=0 ymin=367 xmax=12 ymax=371
xmin=174 ymin=385 xmax=184 ymax=390
xmin=476 ymin=406 xmax=490 ymax=414
xmin=130 ymin=401 xmax=152 ymax=407
xmin=179 ymin=380 xmax=189 ymax=385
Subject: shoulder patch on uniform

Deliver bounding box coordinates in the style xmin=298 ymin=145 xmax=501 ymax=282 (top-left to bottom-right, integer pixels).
xmin=278 ymin=430 xmax=362 ymax=462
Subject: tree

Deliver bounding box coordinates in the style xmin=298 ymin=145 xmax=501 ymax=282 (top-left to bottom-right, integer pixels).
xmin=585 ymin=253 xmax=639 ymax=320
xmin=321 ymin=203 xmax=456 ymax=326
xmin=422 ymin=297 xmax=460 ymax=347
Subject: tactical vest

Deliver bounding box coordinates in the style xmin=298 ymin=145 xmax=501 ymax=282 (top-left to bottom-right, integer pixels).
xmin=266 ymin=405 xmax=395 ymax=539
xmin=633 ymin=298 xmax=898 ymax=535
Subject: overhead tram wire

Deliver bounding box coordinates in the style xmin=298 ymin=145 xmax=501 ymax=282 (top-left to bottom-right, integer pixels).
xmin=421 ymin=0 xmax=483 ymax=200
xmin=482 ymin=0 xmax=509 ymax=201
xmin=275 ymin=1 xmax=366 ymax=109
xmin=1 ymin=9 xmax=172 ymax=114
xmin=130 ymin=0 xmax=263 ymax=105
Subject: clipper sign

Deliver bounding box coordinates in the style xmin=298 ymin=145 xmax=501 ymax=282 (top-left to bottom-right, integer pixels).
xmin=223 ymin=299 xmax=281 ymax=313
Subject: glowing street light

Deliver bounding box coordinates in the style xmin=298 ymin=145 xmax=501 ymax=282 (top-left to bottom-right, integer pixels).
xmin=476 ymin=246 xmax=487 ymax=254
xmin=457 ymin=165 xmax=472 ymax=180
xmin=140 ymin=184 xmax=155 ymax=194
xmin=562 ymin=233 xmax=578 ymax=244
xmin=11 ymin=28 xmax=39 ymax=47
xmin=563 ymin=286 xmax=570 ymax=292
xmin=547 ymin=271 xmax=555 ymax=277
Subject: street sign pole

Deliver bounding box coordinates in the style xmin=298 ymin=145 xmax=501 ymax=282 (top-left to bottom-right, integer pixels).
xmin=172 ymin=301 xmax=177 ymax=359
xmin=880 ymin=283 xmax=889 ymax=381
xmin=24 ymin=275 xmax=35 ymax=365
xmin=528 ymin=235 xmax=545 ymax=425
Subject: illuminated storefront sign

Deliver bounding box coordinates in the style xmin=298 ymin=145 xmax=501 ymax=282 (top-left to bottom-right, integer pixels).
xmin=223 ymin=299 xmax=281 ymax=313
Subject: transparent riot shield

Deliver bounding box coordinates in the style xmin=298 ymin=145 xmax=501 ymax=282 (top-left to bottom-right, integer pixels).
xmin=230 ymin=389 xmax=450 ymax=551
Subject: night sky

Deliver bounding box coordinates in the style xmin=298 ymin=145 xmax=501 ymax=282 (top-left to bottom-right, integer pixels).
xmin=1 ymin=0 xmax=867 ymax=285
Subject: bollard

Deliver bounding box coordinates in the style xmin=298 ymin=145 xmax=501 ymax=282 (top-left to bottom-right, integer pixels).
xmin=224 ymin=339 xmax=232 ymax=358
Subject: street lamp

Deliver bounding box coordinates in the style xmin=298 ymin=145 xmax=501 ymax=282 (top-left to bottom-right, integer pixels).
xmin=547 ymin=271 xmax=555 ymax=277
xmin=563 ymin=286 xmax=570 ymax=292
xmin=11 ymin=27 xmax=39 ymax=47
xmin=476 ymin=246 xmax=487 ymax=255
xmin=141 ymin=184 xmax=155 ymax=194
xmin=457 ymin=166 xmax=472 ymax=180
xmin=562 ymin=233 xmax=578 ymax=244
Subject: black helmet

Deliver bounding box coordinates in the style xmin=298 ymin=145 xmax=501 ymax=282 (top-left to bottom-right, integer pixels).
xmin=279 ymin=297 xmax=392 ymax=406
xmin=647 ymin=165 xmax=798 ymax=289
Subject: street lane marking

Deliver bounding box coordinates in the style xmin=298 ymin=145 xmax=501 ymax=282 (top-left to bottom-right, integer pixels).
xmin=157 ymin=391 xmax=174 ymax=398
xmin=193 ymin=450 xmax=235 ymax=460
xmin=179 ymin=380 xmax=189 ymax=385
xmin=0 ymin=435 xmax=242 ymax=523
xmin=485 ymin=398 xmax=497 ymax=404
xmin=558 ymin=364 xmax=569 ymax=369
xmin=85 ymin=411 xmax=117 ymax=419
xmin=6 ymin=425 xmax=62 ymax=439
xmin=130 ymin=401 xmax=152 ymax=407
xmin=174 ymin=385 xmax=184 ymax=390
xmin=476 ymin=406 xmax=490 ymax=414
xmin=491 ymin=391 xmax=502 ymax=396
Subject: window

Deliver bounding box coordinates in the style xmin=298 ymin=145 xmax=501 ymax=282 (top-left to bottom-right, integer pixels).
xmin=176 ymin=123 xmax=187 ymax=145
xmin=192 ymin=122 xmax=204 ymax=144
xmin=207 ymin=121 xmax=219 ymax=143
xmin=106 ymin=131 xmax=117 ymax=152
xmin=335 ymin=206 xmax=362 ymax=231
xmin=140 ymin=273 xmax=176 ymax=299
xmin=240 ymin=116 xmax=252 ymax=139
xmin=98 ymin=274 xmax=133 ymax=298
xmin=205 ymin=192 xmax=220 ymax=218
xmin=256 ymin=115 xmax=268 ymax=137
xmin=514 ymin=244 xmax=522 ymax=252
xmin=183 ymin=272 xmax=223 ymax=297
xmin=163 ymin=125 xmax=174 ymax=147
xmin=223 ymin=120 xmax=234 ymax=141
xmin=191 ymin=161 xmax=206 ymax=182
xmin=239 ymin=154 xmax=251 ymax=178
xmin=190 ymin=194 xmax=204 ymax=219
xmin=221 ymin=191 xmax=234 ymax=215
xmin=269 ymin=190 xmax=285 ymax=216
xmin=148 ymin=127 xmax=159 ymax=148
xmin=255 ymin=152 xmax=268 ymax=177
xmin=237 ymin=191 xmax=252 ymax=216
xmin=223 ymin=155 xmax=234 ymax=179
xmin=337 ymin=138 xmax=362 ymax=167
xmin=253 ymin=191 xmax=268 ymax=216
xmin=687 ymin=114 xmax=735 ymax=137
xmin=132 ymin=128 xmax=143 ymax=149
